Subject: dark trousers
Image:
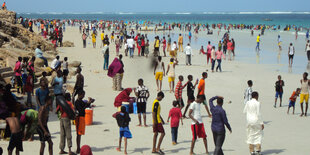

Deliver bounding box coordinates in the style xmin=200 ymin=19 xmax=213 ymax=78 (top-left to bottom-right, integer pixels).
xmin=216 ymin=59 xmax=222 ymax=72
xmin=307 ymin=50 xmax=310 ymax=61
xmin=83 ymin=40 xmax=86 ymax=48
xmin=171 ymin=127 xmax=178 ymax=143
xmin=103 ymin=54 xmax=109 ymax=70
xmin=212 ymin=131 xmax=226 ymax=155
xmin=211 ymin=59 xmax=216 ymax=70
xmin=141 ymin=46 xmax=145 ymax=56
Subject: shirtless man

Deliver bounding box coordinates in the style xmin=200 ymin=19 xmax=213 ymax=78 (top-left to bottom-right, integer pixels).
xmin=6 ymin=117 xmax=23 ymax=155
xmin=73 ymin=67 xmax=84 ymax=97
xmin=37 ymin=96 xmax=53 ymax=155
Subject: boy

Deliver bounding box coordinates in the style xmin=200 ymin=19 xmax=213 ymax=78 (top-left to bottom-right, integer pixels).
xmin=73 ymin=90 xmax=94 ymax=153
xmin=189 ymin=95 xmax=209 ymax=155
xmin=167 ymin=101 xmax=183 ymax=145
xmin=6 ymin=117 xmax=23 ymax=155
xmin=35 ymin=80 xmax=50 ymax=111
xmin=183 ymin=75 xmax=198 ymax=117
xmin=41 ymin=71 xmax=49 ymax=89
xmin=287 ymin=88 xmax=301 ymax=114
xmin=175 ymin=75 xmax=188 ymax=109
xmin=154 ymin=56 xmax=165 ymax=91
xmin=24 ymin=73 xmax=34 ymax=107
xmin=73 ymin=67 xmax=84 ymax=97
xmin=152 ymin=91 xmax=165 ymax=154
xmin=197 ymin=72 xmax=212 ymax=117
xmin=37 ymin=96 xmax=53 ymax=155
xmin=115 ymin=106 xmax=132 ymax=155
xmin=63 ymin=57 xmax=69 ymax=83
xmin=56 ymin=93 xmax=74 ymax=155
xmin=134 ymin=79 xmax=149 ymax=127
xmin=14 ymin=57 xmax=22 ymax=93
xmin=274 ymin=75 xmax=284 ymax=107
xmin=244 ymin=80 xmax=253 ymax=104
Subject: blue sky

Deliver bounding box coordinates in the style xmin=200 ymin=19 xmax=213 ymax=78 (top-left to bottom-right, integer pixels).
xmin=8 ymin=0 xmax=310 ymax=13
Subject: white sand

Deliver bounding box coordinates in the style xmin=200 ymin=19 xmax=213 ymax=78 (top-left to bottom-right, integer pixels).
xmin=1 ymin=27 xmax=309 ymax=155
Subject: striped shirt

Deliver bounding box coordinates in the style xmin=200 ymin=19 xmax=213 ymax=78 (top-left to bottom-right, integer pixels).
xmin=136 ymin=85 xmax=148 ymax=103
xmin=175 ymin=81 xmax=184 ymax=100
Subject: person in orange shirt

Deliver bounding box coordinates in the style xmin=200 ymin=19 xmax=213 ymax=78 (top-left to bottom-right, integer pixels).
xmin=178 ymin=34 xmax=183 ymax=52
xmin=287 ymin=88 xmax=301 ymax=114
xmin=197 ymin=72 xmax=212 ymax=117
xmin=2 ymin=2 xmax=6 ymax=10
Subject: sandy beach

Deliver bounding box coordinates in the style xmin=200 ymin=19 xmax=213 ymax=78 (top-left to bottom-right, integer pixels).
xmin=1 ymin=26 xmax=309 ymax=155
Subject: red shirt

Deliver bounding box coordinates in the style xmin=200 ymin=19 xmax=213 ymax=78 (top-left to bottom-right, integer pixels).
xmin=289 ymin=91 xmax=298 ymax=102
xmin=14 ymin=61 xmax=22 ymax=76
xmin=175 ymin=81 xmax=184 ymax=99
xmin=57 ymin=101 xmax=74 ymax=118
xmin=227 ymin=42 xmax=233 ymax=50
xmin=169 ymin=107 xmax=182 ymax=127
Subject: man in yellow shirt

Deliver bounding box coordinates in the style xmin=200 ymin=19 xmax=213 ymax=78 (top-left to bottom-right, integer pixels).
xmin=100 ymin=30 xmax=104 ymax=48
xmin=152 ymin=91 xmax=165 ymax=154
xmin=256 ymin=34 xmax=260 ymax=51
xmin=178 ymin=34 xmax=183 ymax=52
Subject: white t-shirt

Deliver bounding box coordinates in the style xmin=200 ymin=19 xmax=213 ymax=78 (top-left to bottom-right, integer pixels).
xmin=135 ymin=85 xmax=148 ymax=103
xmin=189 ymin=101 xmax=202 ymax=124
xmin=171 ymin=43 xmax=177 ymax=51
xmin=306 ymin=43 xmax=310 ymax=51
xmin=184 ymin=46 xmax=193 ymax=55
xmin=50 ymin=59 xmax=58 ymax=70
xmin=289 ymin=46 xmax=294 ymax=55
xmin=127 ymin=39 xmax=134 ymax=48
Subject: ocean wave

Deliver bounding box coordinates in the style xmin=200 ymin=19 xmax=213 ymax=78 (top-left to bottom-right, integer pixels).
xmin=175 ymin=12 xmax=191 ymax=15
xmin=118 ymin=12 xmax=136 ymax=15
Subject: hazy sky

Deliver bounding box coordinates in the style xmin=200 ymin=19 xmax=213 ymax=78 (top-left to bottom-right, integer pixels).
xmin=8 ymin=0 xmax=310 ymax=13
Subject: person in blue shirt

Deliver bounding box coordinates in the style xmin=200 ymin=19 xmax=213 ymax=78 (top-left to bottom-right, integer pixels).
xmin=35 ymin=80 xmax=50 ymax=111
xmin=35 ymin=45 xmax=48 ymax=67
xmin=209 ymin=96 xmax=232 ymax=155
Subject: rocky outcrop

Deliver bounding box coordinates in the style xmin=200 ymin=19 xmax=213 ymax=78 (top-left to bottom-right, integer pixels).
xmin=69 ymin=61 xmax=81 ymax=67
xmin=0 ymin=10 xmax=16 ymax=24
xmin=63 ymin=41 xmax=74 ymax=47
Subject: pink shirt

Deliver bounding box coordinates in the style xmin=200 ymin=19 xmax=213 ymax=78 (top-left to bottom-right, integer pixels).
xmin=169 ymin=107 xmax=182 ymax=127
xmin=207 ymin=44 xmax=212 ymax=54
xmin=216 ymin=51 xmax=225 ymax=60
xmin=14 ymin=61 xmax=22 ymax=76
xmin=227 ymin=42 xmax=233 ymax=50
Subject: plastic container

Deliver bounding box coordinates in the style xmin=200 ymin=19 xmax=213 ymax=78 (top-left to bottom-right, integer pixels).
xmin=122 ymin=102 xmax=130 ymax=113
xmin=85 ymin=108 xmax=93 ymax=126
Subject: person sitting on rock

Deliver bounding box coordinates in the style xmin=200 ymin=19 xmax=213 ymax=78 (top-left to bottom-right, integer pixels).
xmin=35 ymin=45 xmax=48 ymax=67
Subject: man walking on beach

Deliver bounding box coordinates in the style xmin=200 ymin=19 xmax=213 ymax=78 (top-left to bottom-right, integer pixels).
xmin=154 ymin=56 xmax=165 ymax=91
xmin=198 ymin=72 xmax=212 ymax=117
xmin=185 ymin=43 xmax=193 ymax=65
xmin=178 ymin=34 xmax=183 ymax=52
xmin=209 ymin=96 xmax=232 ymax=155
xmin=152 ymin=92 xmax=165 ymax=154
xmin=274 ymin=75 xmax=284 ymax=108
xmin=288 ymin=43 xmax=295 ymax=66
xmin=244 ymin=80 xmax=253 ymax=104
xmin=243 ymin=92 xmax=264 ymax=155
xmin=256 ymin=34 xmax=260 ymax=51
xmin=300 ymin=72 xmax=310 ymax=116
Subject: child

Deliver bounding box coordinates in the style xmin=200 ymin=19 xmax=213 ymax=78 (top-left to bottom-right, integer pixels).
xmin=167 ymin=101 xmax=183 ymax=145
xmin=134 ymin=78 xmax=149 ymax=127
xmin=6 ymin=117 xmax=23 ymax=155
xmin=244 ymin=80 xmax=253 ymax=104
xmin=145 ymin=39 xmax=150 ymax=58
xmin=175 ymin=75 xmax=188 ymax=109
xmin=37 ymin=96 xmax=53 ymax=155
xmin=24 ymin=73 xmax=34 ymax=108
xmin=41 ymin=71 xmax=49 ymax=89
xmin=183 ymin=75 xmax=198 ymax=117
xmin=287 ymin=88 xmax=301 ymax=114
xmin=73 ymin=90 xmax=94 ymax=153
xmin=56 ymin=93 xmax=74 ymax=155
xmin=63 ymin=57 xmax=69 ymax=83
xmin=115 ymin=106 xmax=132 ymax=155
xmin=189 ymin=95 xmax=209 ymax=155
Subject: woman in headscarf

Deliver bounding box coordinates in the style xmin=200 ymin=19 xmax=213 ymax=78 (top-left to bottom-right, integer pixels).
xmin=114 ymin=88 xmax=132 ymax=107
xmin=108 ymin=55 xmax=124 ymax=91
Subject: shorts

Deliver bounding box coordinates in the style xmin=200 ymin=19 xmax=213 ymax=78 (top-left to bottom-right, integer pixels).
xmin=178 ymin=98 xmax=184 ymax=107
xmin=119 ymin=127 xmax=132 ymax=138
xmin=191 ymin=123 xmax=207 ymax=140
xmin=168 ymin=76 xmax=175 ymax=82
xmin=275 ymin=92 xmax=283 ymax=99
xmin=137 ymin=102 xmax=146 ymax=113
xmin=37 ymin=125 xmax=51 ymax=142
xmin=153 ymin=123 xmax=165 ymax=133
xmin=8 ymin=131 xmax=23 ymax=151
xmin=289 ymin=54 xmax=294 ymax=59
xmin=155 ymin=47 xmax=159 ymax=51
xmin=187 ymin=98 xmax=195 ymax=103
xmin=300 ymin=94 xmax=309 ymax=104
xmin=289 ymin=100 xmax=295 ymax=108
xmin=63 ymin=69 xmax=69 ymax=76
xmin=155 ymin=72 xmax=163 ymax=81
xmin=76 ymin=116 xmax=86 ymax=135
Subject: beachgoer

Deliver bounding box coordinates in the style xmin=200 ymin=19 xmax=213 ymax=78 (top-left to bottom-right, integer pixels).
xmin=197 ymin=72 xmax=212 ymax=117
xmin=189 ymin=95 xmax=209 ymax=155
xmin=287 ymin=88 xmax=301 ymax=114
xmin=256 ymin=34 xmax=260 ymax=51
xmin=73 ymin=67 xmax=84 ymax=97
xmin=6 ymin=117 xmax=23 ymax=155
xmin=154 ymin=56 xmax=165 ymax=91
xmin=145 ymin=39 xmax=150 ymax=58
xmin=277 ymin=35 xmax=282 ymax=51
xmin=152 ymin=92 xmax=165 ymax=154
xmin=288 ymin=43 xmax=295 ymax=66
xmin=243 ymin=92 xmax=264 ymax=155
xmin=82 ymin=32 xmax=87 ymax=48
xmin=63 ymin=57 xmax=69 ymax=83
xmin=102 ymin=43 xmax=110 ymax=70
xmin=274 ymin=75 xmax=285 ymax=108
xmin=91 ymin=32 xmax=96 ymax=48
xmin=305 ymin=40 xmax=310 ymax=61
xmin=215 ymin=48 xmax=225 ymax=72
xmin=50 ymin=55 xmax=61 ymax=70
xmin=167 ymin=101 xmax=183 ymax=145
xmin=115 ymin=106 xmax=132 ymax=155
xmin=227 ymin=40 xmax=233 ymax=60
xmin=35 ymin=80 xmax=50 ymax=111
xmin=209 ymin=96 xmax=232 ymax=155
xmin=20 ymin=109 xmax=38 ymax=141
xmin=211 ymin=46 xmax=216 ymax=72
xmin=206 ymin=41 xmax=212 ymax=65
xmin=167 ymin=35 xmax=171 ymax=54
xmin=14 ymin=57 xmax=22 ymax=94
xmin=178 ymin=34 xmax=183 ymax=52
xmin=162 ymin=37 xmax=167 ymax=57
xmin=56 ymin=93 xmax=74 ymax=155
xmin=127 ymin=36 xmax=135 ymax=58
xmin=185 ymin=43 xmax=193 ymax=65
xmin=244 ymin=80 xmax=253 ymax=104
xmin=37 ymin=96 xmax=53 ymax=155
xmin=134 ymin=79 xmax=150 ymax=127
xmin=166 ymin=58 xmax=178 ymax=93
xmin=115 ymin=36 xmax=120 ymax=56
xmin=183 ymin=75 xmax=198 ymax=117
xmin=175 ymin=75 xmax=188 ymax=109
xmin=300 ymin=72 xmax=310 ymax=116
xmin=154 ymin=36 xmax=160 ymax=56
xmin=170 ymin=41 xmax=178 ymax=58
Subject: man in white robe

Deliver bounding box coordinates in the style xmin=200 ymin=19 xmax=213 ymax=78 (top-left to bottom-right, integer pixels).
xmin=243 ymin=91 xmax=264 ymax=155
